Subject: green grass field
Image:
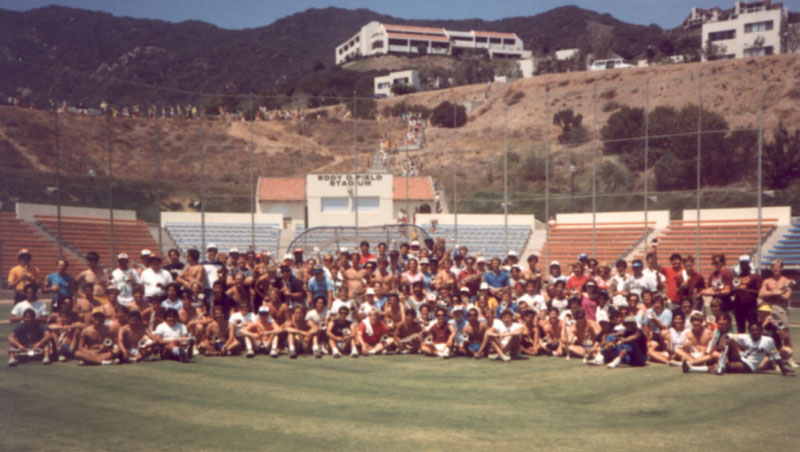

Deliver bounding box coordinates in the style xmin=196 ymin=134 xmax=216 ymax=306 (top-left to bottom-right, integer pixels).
xmin=1 ymin=314 xmax=799 ymax=452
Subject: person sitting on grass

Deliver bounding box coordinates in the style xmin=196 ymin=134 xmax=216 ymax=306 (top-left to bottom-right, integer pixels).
xmin=683 ymin=321 xmax=795 ymax=377
xmin=539 ymin=307 xmax=565 ymax=357
xmin=74 ymin=309 xmax=121 ymax=366
xmin=605 ymin=316 xmax=648 ymax=368
xmin=461 ymin=307 xmax=488 ymax=358
xmin=180 ymin=293 xmax=210 ymax=346
xmin=393 ymin=308 xmax=424 ymax=355
xmin=48 ymin=307 xmax=83 ymax=362
xmin=8 ymin=309 xmax=52 ymax=367
xmin=153 ymin=308 xmax=194 ymax=363
xmin=356 ymin=308 xmax=388 ymax=356
xmin=141 ymin=294 xmax=165 ymax=332
xmin=757 ymin=303 xmax=798 ymax=369
xmin=327 ymin=306 xmax=357 ymax=358
xmin=118 ymin=309 xmax=157 ymax=363
xmin=681 ymin=311 xmax=715 ymax=366
xmin=486 ymin=309 xmax=523 ymax=362
xmin=565 ymin=307 xmax=601 ymax=361
xmin=243 ymin=306 xmax=277 ymax=356
xmin=201 ymin=305 xmax=238 ymax=356
xmin=421 ymin=307 xmax=455 ymax=359
xmin=229 ymin=301 xmax=258 ymax=357
xmin=284 ymin=305 xmax=320 ymax=359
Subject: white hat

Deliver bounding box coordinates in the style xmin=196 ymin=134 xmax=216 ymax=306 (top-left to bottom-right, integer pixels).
xmin=476 ymin=256 xmax=486 ymax=263
xmin=410 ymin=240 xmax=420 ymax=247
xmin=140 ymin=249 xmax=152 ymax=256
xmin=420 ymin=257 xmax=430 ymax=264
xmin=365 ymin=288 xmax=376 ymax=295
xmin=258 ymin=306 xmax=270 ymax=314
xmin=206 ymin=243 xmax=217 ymax=251
xmin=229 ymin=247 xmax=240 ymax=254
xmin=117 ymin=253 xmax=129 ymax=260
xmin=340 ymin=247 xmax=348 ymax=253
xmin=550 ymin=260 xmax=560 ymax=267
xmin=460 ymin=286 xmax=470 ymax=293
xmin=508 ymin=250 xmax=518 ymax=256
xmin=480 ymin=282 xmax=489 ymax=290
xmin=427 ymin=293 xmax=437 ymax=301
xmin=739 ymin=255 xmax=751 ymax=262
xmin=283 ymin=253 xmax=294 ymax=261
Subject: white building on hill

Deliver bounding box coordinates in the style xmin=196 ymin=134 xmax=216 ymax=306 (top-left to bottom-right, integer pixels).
xmin=336 ymin=21 xmax=531 ymax=65
xmin=699 ymin=0 xmax=789 ymax=60
xmin=374 ymin=70 xmax=421 ymax=97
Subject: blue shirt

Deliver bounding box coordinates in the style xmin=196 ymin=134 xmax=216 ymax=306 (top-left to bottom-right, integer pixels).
xmin=308 ymin=276 xmax=334 ymax=303
xmin=644 ymin=308 xmax=673 ymax=334
xmin=495 ymin=302 xmax=519 ymax=318
xmin=46 ymin=272 xmax=74 ymax=298
xmin=484 ymin=270 xmax=510 ymax=289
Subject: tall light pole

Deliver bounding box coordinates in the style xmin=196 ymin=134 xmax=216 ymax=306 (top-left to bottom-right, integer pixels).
xmin=569 ymin=164 xmax=577 ymax=211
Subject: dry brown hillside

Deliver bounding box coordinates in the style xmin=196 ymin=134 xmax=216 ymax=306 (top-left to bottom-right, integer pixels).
xmin=1 ymin=54 xmax=799 ymax=208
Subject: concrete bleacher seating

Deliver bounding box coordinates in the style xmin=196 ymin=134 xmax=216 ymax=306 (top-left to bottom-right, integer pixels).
xmin=165 ymin=223 xmax=280 ymax=255
xmin=292 ymin=226 xmax=419 ymax=256
xmin=540 ymin=222 xmax=652 ymax=266
xmin=764 ymin=217 xmax=800 ymax=267
xmin=0 ymin=212 xmax=88 ymax=281
xmin=637 ymin=219 xmax=777 ymax=275
xmin=420 ymin=224 xmax=532 ymax=259
xmin=36 ymin=215 xmax=158 ymax=266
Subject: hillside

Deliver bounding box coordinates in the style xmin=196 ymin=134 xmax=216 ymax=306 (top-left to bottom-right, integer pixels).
xmin=0 ymin=5 xmax=695 ymax=109
xmin=2 ymin=54 xmax=800 ymax=221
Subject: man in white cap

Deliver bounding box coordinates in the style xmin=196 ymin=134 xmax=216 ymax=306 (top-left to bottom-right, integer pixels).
xmin=111 ymin=253 xmax=139 ymax=307
xmin=8 ymin=249 xmax=42 ymax=304
xmin=201 ymin=243 xmax=223 ymax=300
xmin=140 ymin=253 xmax=173 ymax=302
xmin=358 ymin=288 xmax=380 ymax=321
xmin=547 ymin=261 xmax=568 ymax=286
xmin=134 ymin=249 xmax=151 ymax=276
xmin=731 ymin=254 xmax=762 ymax=333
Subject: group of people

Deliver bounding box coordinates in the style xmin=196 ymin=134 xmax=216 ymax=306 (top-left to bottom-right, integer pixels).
xmin=6 ymin=239 xmax=796 ymax=377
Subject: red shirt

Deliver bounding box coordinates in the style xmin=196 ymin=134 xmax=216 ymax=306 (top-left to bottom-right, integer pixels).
xmin=566 ymin=274 xmax=590 ymax=293
xmin=429 ymin=322 xmax=452 ymax=344
xmin=357 ymin=319 xmax=387 ymax=345
xmin=661 ymin=265 xmax=684 ymax=303
xmin=359 ymin=253 xmax=376 ymax=266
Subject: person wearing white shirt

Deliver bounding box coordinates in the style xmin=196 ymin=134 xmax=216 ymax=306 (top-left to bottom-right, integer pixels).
xmin=160 ymin=283 xmax=184 ymax=312
xmin=229 ymin=303 xmax=258 ymax=356
xmin=111 ymin=253 xmax=140 ymax=306
xmin=517 ymin=281 xmax=547 ymax=315
xmin=140 ymin=254 xmax=173 ymax=301
xmin=488 ymin=309 xmax=523 ymax=361
xmin=628 ymin=260 xmax=657 ymax=298
xmin=153 ymin=308 xmax=193 ymax=362
xmin=10 ymin=284 xmax=49 ymax=323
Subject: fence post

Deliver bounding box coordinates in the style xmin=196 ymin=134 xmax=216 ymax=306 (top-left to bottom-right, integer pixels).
xmin=591 ymin=86 xmax=597 ymax=258
xmin=756 ymin=65 xmax=764 ymax=270
xmin=154 ymin=126 xmax=162 ymax=255
xmin=55 ymin=102 xmax=63 ymax=261
xmin=695 ymin=73 xmax=703 ymax=266
xmin=250 ymin=96 xmax=255 ymax=251
xmin=352 ymin=91 xmax=359 ymax=249
xmin=200 ymin=96 xmax=206 ymax=253
xmin=643 ymin=79 xmax=649 ymax=256
xmin=544 ymin=89 xmax=550 ymax=268
xmin=106 ymin=111 xmax=115 ymax=268
xmin=503 ymin=104 xmax=509 ymax=255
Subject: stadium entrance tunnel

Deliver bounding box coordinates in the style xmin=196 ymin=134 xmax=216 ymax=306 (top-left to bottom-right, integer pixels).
xmin=288 ymin=224 xmax=431 ymax=255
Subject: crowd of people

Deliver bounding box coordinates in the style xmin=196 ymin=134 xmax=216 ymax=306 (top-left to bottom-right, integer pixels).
xmin=6 ymin=240 xmax=796 ymax=376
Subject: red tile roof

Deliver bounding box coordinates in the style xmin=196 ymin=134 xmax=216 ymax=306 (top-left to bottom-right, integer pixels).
xmin=393 ymin=177 xmax=435 ymax=200
xmin=387 ymin=32 xmax=450 ymax=42
xmin=258 ymin=177 xmax=304 ymax=201
xmin=473 ymin=30 xmax=516 ymax=39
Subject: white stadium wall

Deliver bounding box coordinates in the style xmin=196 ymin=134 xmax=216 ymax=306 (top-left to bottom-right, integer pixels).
xmin=682 ymin=206 xmax=791 ymax=225
xmin=555 ymin=210 xmax=671 ymax=228
xmin=160 ymin=212 xmax=284 ymax=228
xmin=306 ymin=174 xmax=394 ymax=227
xmin=16 ymin=202 xmax=138 ymax=222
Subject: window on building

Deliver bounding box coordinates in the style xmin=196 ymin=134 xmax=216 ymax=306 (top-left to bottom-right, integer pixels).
xmin=388 ymin=38 xmax=408 ymax=46
xmin=475 ymin=37 xmax=488 ymax=43
xmin=321 ymin=197 xmax=349 ymax=213
xmin=489 ymin=37 xmax=501 ymax=44
xmin=745 ymin=20 xmax=773 ymax=33
xmin=452 ymin=36 xmax=472 ymax=41
xmin=353 ymin=197 xmax=379 ymax=212
xmin=372 ymin=40 xmax=384 ymax=49
xmin=744 ymin=46 xmax=774 ymax=57
xmin=708 ymin=29 xmax=735 ymax=41
xmin=503 ymin=38 xmax=516 ymax=45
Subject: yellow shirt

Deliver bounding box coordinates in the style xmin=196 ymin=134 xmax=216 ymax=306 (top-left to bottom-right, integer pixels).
xmin=7 ymin=264 xmax=41 ymax=293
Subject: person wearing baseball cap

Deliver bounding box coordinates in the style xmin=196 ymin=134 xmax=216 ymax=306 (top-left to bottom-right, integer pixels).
xmin=8 ymin=249 xmax=41 ymax=304
xmin=547 ymin=261 xmax=568 ymax=286
xmin=140 ymin=252 xmax=174 ymax=302
xmin=606 ymin=314 xmax=648 ymax=368
xmin=307 ymin=264 xmax=333 ymax=306
xmin=135 ymin=249 xmax=152 ymax=275
xmin=628 ymin=259 xmax=657 ymax=299
xmin=111 ymin=252 xmax=140 ymax=307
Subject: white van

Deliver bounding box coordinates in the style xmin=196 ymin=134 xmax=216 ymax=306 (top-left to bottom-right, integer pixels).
xmin=589 ymin=59 xmax=635 ymax=71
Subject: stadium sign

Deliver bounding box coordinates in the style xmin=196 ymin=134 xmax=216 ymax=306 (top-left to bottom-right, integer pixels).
xmin=318 ymin=174 xmax=383 ymax=187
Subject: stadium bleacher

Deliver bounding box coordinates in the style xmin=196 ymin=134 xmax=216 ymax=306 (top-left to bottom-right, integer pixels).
xmin=635 ymin=219 xmax=777 ymax=275
xmin=165 ymin=222 xmax=281 ymax=256
xmin=540 ymin=222 xmax=653 ymax=267
xmin=0 ymin=212 xmax=88 ymax=279
xmin=763 ymin=217 xmax=800 ymax=267
xmin=35 ymin=215 xmax=158 ymax=265
xmin=420 ymin=224 xmax=532 ymax=258
xmin=292 ymin=225 xmax=423 ymax=256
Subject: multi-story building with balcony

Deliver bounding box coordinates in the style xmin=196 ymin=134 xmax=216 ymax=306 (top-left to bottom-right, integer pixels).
xmin=696 ymin=1 xmax=789 ymax=60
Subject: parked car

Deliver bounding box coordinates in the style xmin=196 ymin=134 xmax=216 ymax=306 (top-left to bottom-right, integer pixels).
xmin=588 ymin=59 xmax=635 ymax=71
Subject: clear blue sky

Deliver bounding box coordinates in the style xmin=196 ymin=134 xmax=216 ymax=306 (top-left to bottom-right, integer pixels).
xmin=1 ymin=0 xmax=798 ymax=29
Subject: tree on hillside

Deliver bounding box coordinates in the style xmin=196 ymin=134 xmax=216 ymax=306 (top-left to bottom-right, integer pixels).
xmin=764 ymin=123 xmax=800 ymax=189
xmin=553 ymin=109 xmax=588 ymax=144
xmin=430 ymin=101 xmax=467 ymax=128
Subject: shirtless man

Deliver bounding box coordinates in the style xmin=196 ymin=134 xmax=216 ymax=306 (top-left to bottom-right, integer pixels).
xmin=226 ymin=273 xmax=251 ymax=308
xmin=254 ymin=267 xmax=279 ymax=307
xmin=48 ymin=308 xmax=83 ymax=361
xmin=394 ymin=308 xmax=424 ymax=354
xmin=372 ymin=259 xmax=398 ymax=300
xmin=488 ymin=309 xmax=524 ymax=362
xmin=681 ymin=311 xmax=715 ymax=365
xmin=74 ymin=282 xmax=103 ymax=323
xmin=565 ymin=308 xmax=602 ymax=360
xmin=539 ymin=307 xmax=565 ymax=356
xmin=419 ymin=307 xmax=455 ymax=358
xmin=118 ymin=310 xmax=156 ymax=363
xmin=107 ymin=303 xmax=129 ymax=338
xmin=130 ymin=286 xmax=148 ymax=313
xmin=327 ymin=306 xmax=357 ymax=358
xmin=76 ymin=252 xmax=109 ymax=303
xmin=180 ymin=294 xmax=209 ymax=345
xmin=382 ymin=293 xmax=405 ymax=333
xmin=153 ymin=308 xmax=194 ymax=363
xmin=285 ymin=305 xmax=320 ymax=358
xmin=74 ymin=310 xmax=121 ymax=365
xmin=176 ymin=249 xmax=205 ymax=293
xmin=201 ymin=305 xmax=238 ymax=356
xmin=343 ymin=259 xmax=372 ymax=301
xmin=759 ymin=260 xmax=793 ymax=310
xmin=242 ymin=306 xmax=277 ymax=355
xmin=460 ymin=307 xmax=488 ymax=358
xmin=519 ymin=309 xmax=541 ymax=356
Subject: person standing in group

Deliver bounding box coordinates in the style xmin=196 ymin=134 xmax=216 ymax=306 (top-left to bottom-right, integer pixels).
xmin=7 ymin=249 xmax=41 ymax=304
xmin=42 ymin=259 xmax=75 ymax=313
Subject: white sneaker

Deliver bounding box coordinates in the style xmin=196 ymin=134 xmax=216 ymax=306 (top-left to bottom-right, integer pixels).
xmin=669 ymin=360 xmax=682 ymax=367
xmin=488 ymin=354 xmax=500 ymax=361
xmin=788 ymin=358 xmax=799 ymax=369
xmin=8 ymin=358 xmax=18 ymax=367
xmin=58 ymin=354 xmax=66 ymax=363
xmin=501 ymin=355 xmax=511 ymax=362
xmin=246 ymin=350 xmax=255 ymax=358
xmin=270 ymin=350 xmax=279 ymax=358
xmin=101 ymin=360 xmax=113 ymax=366
xmin=42 ymin=356 xmax=51 ymax=365
xmin=606 ymin=356 xmax=622 ymax=368
xmin=367 ymin=349 xmax=377 ymax=356
xmin=333 ymin=350 xmax=342 ymax=358
xmin=351 ymin=351 xmax=359 ymax=358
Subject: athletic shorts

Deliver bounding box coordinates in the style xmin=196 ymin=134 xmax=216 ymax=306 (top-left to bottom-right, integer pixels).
xmin=468 ymin=342 xmax=480 ymax=353
xmin=739 ymin=358 xmax=756 ymax=373
xmin=434 ymin=343 xmax=448 ymax=353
